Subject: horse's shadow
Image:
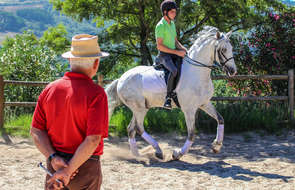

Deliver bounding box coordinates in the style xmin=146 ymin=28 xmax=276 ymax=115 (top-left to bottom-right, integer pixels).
xmin=126 ymin=159 xmax=292 ymax=182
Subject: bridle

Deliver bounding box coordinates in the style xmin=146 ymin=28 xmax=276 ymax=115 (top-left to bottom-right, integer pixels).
xmin=185 ymin=36 xmax=234 ymax=71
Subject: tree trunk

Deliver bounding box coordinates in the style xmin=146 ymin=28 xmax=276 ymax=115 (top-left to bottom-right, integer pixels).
xmin=138 ymin=1 xmax=153 ymax=66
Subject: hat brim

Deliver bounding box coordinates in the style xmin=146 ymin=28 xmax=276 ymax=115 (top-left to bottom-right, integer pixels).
xmin=62 ymin=51 xmax=109 ymax=59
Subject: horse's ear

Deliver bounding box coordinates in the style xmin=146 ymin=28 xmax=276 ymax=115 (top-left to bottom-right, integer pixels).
xmin=216 ymin=31 xmax=221 ymax=39
xmin=226 ymin=30 xmax=233 ymax=38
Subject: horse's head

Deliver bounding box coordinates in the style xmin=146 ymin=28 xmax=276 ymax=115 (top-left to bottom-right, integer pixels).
xmin=188 ymin=27 xmax=237 ymax=76
xmin=214 ymin=31 xmax=237 ymax=76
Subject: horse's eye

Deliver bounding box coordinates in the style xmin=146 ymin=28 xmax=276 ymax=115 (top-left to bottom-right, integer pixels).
xmin=222 ymin=48 xmax=227 ymax=52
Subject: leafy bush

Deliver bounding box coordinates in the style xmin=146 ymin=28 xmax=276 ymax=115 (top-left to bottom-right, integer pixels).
xmin=231 ymin=9 xmax=295 ymax=96
xmin=109 ymin=106 xmax=132 ymax=136
xmin=109 ymin=101 xmax=289 ymax=137
xmin=198 ymin=101 xmax=289 ymax=134
xmin=0 ymin=31 xmax=67 ymax=116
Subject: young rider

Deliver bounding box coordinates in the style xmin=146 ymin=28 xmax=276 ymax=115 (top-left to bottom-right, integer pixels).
xmin=155 ymin=0 xmax=187 ymax=109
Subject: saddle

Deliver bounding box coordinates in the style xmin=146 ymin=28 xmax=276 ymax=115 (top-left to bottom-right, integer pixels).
xmin=153 ymin=56 xmax=181 ymax=108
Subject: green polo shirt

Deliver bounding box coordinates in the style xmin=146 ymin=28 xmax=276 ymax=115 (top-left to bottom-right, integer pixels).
xmin=155 ymin=17 xmax=177 ymax=50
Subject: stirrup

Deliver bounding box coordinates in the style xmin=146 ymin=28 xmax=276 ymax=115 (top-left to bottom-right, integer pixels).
xmin=163 ymin=98 xmax=172 ymax=109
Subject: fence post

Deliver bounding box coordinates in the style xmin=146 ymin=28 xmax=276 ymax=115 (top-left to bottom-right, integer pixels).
xmin=289 ymin=69 xmax=294 ymax=123
xmin=98 ymin=74 xmax=104 ymax=87
xmin=0 ymin=75 xmax=4 ymax=131
xmin=0 ymin=75 xmax=12 ymax=144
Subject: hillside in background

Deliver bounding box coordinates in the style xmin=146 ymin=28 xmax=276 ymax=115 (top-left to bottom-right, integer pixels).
xmin=0 ymin=0 xmax=102 ymax=45
xmin=0 ymin=0 xmax=294 ymax=46
xmin=281 ymin=0 xmax=295 ymax=6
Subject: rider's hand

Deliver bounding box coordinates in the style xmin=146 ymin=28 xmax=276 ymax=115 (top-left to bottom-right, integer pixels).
xmin=177 ymin=50 xmax=186 ymax=58
xmin=51 ymin=156 xmax=78 ymax=180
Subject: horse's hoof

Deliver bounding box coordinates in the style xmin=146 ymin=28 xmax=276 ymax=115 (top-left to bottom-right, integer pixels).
xmin=211 ymin=139 xmax=223 ymax=154
xmin=172 ymin=149 xmax=183 ymax=160
xmin=155 ymin=152 xmax=164 ymax=160
xmin=129 ymin=139 xmax=140 ymax=157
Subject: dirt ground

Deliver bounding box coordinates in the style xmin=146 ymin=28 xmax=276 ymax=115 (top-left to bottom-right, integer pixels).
xmin=0 ymin=131 xmax=295 ymax=190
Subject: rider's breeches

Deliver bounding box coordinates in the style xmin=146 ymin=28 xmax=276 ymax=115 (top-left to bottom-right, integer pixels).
xmin=158 ymin=52 xmax=182 ymax=96
xmin=159 ymin=52 xmax=179 ymax=77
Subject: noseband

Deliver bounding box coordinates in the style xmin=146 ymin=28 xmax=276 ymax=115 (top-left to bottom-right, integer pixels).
xmin=215 ymin=45 xmax=234 ymax=67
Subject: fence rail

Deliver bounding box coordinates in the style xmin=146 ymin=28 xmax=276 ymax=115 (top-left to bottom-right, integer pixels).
xmin=0 ymin=69 xmax=294 ymax=131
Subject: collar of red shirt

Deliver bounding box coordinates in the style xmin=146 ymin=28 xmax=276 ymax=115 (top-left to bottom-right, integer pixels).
xmin=63 ymin=72 xmax=93 ymax=82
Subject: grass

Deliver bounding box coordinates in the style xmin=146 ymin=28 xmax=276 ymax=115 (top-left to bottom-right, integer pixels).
xmin=4 ymin=114 xmax=32 ymax=137
xmin=1 ymin=101 xmax=293 ymax=138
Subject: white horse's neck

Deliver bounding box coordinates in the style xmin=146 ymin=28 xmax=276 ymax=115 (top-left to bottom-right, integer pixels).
xmin=182 ymin=38 xmax=217 ymax=81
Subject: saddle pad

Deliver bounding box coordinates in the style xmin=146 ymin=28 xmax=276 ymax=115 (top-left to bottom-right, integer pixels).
xmin=141 ymin=67 xmax=167 ymax=93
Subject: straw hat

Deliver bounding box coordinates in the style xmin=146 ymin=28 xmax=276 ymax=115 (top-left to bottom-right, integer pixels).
xmin=62 ymin=34 xmax=109 ymax=59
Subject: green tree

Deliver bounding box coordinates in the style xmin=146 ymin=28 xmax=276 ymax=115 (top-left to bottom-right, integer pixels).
xmin=49 ymin=0 xmax=285 ymax=71
xmin=0 ymin=31 xmax=67 ymax=115
xmin=40 ymin=23 xmax=70 ymax=54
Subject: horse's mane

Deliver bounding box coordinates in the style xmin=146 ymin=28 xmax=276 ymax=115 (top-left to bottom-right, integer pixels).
xmin=190 ymin=26 xmax=220 ymax=48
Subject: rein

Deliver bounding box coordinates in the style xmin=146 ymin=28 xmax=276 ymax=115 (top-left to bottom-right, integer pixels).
xmin=184 ymin=55 xmax=221 ymax=70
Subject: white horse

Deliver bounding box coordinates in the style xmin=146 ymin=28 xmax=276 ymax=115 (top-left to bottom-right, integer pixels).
xmin=106 ymin=26 xmax=237 ymax=160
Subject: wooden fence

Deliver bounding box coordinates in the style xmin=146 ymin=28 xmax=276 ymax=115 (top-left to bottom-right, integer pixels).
xmin=0 ymin=69 xmax=294 ymax=131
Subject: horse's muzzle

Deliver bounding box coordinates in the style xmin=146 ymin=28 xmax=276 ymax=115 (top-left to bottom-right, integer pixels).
xmin=224 ymin=65 xmax=237 ymax=76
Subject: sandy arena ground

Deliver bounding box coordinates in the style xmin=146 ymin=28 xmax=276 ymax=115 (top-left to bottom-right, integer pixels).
xmin=0 ymin=131 xmax=295 ymax=190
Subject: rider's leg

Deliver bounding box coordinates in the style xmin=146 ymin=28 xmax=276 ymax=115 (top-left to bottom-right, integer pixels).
xmin=159 ymin=52 xmax=178 ymax=109
xmin=164 ymin=73 xmax=176 ymax=108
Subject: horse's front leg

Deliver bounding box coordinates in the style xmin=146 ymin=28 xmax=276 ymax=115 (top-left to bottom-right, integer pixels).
xmin=172 ymin=109 xmax=197 ymax=160
xmin=200 ymin=102 xmax=224 ymax=153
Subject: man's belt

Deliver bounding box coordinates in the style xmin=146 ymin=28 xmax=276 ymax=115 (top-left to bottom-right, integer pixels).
xmin=56 ymin=150 xmax=100 ymax=161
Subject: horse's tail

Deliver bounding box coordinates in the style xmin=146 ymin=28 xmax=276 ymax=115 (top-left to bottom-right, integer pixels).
xmin=105 ymin=79 xmax=122 ymax=119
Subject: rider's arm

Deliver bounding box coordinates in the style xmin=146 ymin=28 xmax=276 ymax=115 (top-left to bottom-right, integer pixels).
xmin=157 ymin=37 xmax=186 ymax=58
xmin=156 ymin=37 xmax=179 ymax=55
xmin=175 ymin=37 xmax=187 ymax=52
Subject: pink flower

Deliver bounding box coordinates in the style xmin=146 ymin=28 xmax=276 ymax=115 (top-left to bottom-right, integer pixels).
xmin=274 ymin=15 xmax=280 ymax=20
xmin=273 ymin=52 xmax=277 ymax=59
xmin=292 ymin=56 xmax=295 ymax=59
xmin=272 ymin=48 xmax=276 ymax=51
xmin=266 ymin=43 xmax=271 ymax=47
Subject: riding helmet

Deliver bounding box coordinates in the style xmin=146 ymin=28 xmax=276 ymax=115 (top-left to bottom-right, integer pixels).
xmin=160 ymin=0 xmax=177 ymax=15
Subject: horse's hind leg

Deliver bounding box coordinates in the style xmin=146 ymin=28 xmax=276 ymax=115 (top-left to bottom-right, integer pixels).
xmin=133 ymin=110 xmax=164 ymax=159
xmin=127 ymin=115 xmax=140 ymax=157
xmin=200 ymin=102 xmax=224 ymax=153
xmin=127 ymin=107 xmax=163 ymax=159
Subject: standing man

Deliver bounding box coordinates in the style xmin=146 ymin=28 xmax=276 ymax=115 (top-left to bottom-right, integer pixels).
xmin=155 ymin=0 xmax=187 ymax=109
xmin=31 ymin=34 xmax=109 ymax=190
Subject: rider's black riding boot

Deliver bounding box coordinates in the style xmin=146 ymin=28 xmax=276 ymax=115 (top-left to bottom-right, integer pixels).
xmin=164 ymin=73 xmax=175 ymax=109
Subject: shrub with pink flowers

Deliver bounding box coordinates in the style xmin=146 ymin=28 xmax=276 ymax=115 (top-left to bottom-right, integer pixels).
xmin=231 ymin=9 xmax=295 ymax=96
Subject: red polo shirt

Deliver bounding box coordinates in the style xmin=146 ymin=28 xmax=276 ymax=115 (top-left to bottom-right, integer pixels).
xmin=32 ymin=72 xmax=108 ymax=156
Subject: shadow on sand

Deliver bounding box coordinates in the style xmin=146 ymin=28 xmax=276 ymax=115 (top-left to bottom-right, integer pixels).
xmin=126 ymin=159 xmax=293 ymax=182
